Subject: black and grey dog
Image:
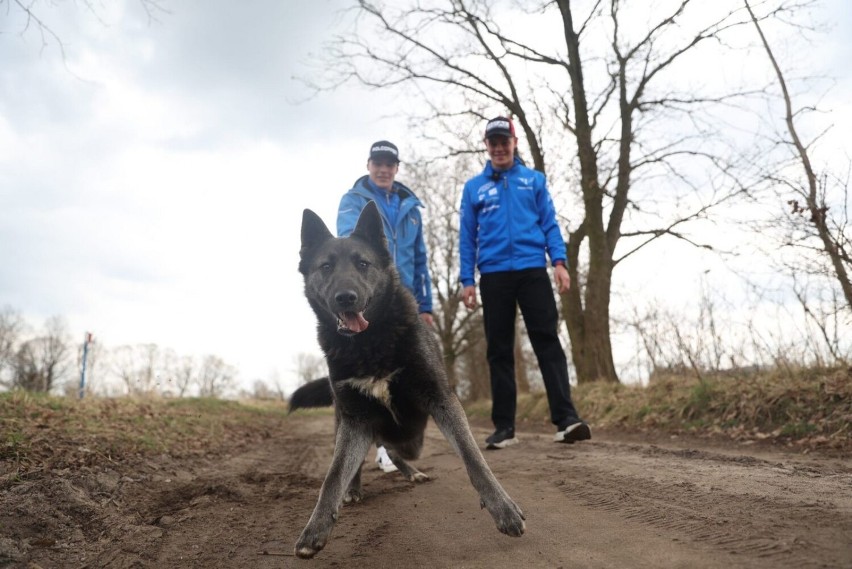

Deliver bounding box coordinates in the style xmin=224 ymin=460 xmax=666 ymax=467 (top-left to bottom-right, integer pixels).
xmin=292 ymin=201 xmax=525 ymax=559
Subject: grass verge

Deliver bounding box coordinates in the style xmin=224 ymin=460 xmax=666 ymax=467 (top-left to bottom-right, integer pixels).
xmin=0 ymin=392 xmax=290 ymax=485
xmin=2 ymin=367 xmax=848 ymax=485
xmin=465 ymin=367 xmax=851 ymax=453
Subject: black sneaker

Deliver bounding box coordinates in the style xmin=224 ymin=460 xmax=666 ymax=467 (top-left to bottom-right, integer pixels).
xmin=554 ymin=421 xmax=591 ymax=444
xmin=485 ymin=427 xmax=519 ymax=450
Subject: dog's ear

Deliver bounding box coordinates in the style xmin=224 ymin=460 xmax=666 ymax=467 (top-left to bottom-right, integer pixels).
xmin=351 ymin=201 xmax=391 ymax=262
xmin=300 ymin=209 xmax=334 ymax=269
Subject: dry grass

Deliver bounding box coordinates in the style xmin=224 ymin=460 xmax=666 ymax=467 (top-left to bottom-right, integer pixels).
xmin=0 ymin=393 xmax=289 ymax=484
xmin=2 ymin=367 xmax=848 ymax=485
xmin=466 ymin=367 xmax=852 ymax=453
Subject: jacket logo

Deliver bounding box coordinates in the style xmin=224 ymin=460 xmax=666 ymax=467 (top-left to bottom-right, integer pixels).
xmin=477 ymin=182 xmax=496 ymax=196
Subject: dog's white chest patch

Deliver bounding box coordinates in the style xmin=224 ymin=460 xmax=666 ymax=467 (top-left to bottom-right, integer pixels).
xmin=341 ymin=370 xmax=400 ymax=421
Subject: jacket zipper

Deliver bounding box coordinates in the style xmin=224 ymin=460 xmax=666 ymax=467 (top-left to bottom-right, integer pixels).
xmin=384 ymin=191 xmax=398 ymax=263
xmin=504 ymin=175 xmax=513 ymax=270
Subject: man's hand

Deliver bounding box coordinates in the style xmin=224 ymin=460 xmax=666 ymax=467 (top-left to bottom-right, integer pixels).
xmin=554 ymin=264 xmax=571 ymax=294
xmin=419 ymin=312 xmax=434 ymax=327
xmin=462 ymin=285 xmax=477 ymax=310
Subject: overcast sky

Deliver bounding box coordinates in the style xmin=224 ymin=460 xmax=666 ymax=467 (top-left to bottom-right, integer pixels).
xmin=1 ymin=1 xmax=850 ymax=395
xmin=0 ymin=0 xmax=403 ymax=392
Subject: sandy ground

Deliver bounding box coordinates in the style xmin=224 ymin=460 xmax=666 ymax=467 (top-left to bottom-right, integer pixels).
xmin=2 ymin=413 xmax=850 ymax=569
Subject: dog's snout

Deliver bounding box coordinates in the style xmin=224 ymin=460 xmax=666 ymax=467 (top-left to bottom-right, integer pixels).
xmin=335 ymin=290 xmax=358 ymax=308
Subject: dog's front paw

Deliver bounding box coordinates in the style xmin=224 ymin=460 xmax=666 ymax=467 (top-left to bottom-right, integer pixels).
xmin=489 ymin=498 xmax=525 ymax=537
xmin=409 ymin=472 xmax=430 ymax=483
xmin=295 ymin=511 xmax=338 ymax=559
xmin=294 ymin=530 xmax=327 ymax=559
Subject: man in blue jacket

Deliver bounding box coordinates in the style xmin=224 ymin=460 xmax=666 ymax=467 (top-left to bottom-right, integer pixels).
xmin=338 ymin=139 xmax=434 ymax=471
xmin=459 ymin=117 xmax=590 ymax=450
xmin=338 ymin=140 xmax=433 ymax=323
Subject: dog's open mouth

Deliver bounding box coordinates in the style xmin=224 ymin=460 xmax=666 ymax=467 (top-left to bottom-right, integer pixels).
xmin=337 ymin=311 xmax=369 ymax=336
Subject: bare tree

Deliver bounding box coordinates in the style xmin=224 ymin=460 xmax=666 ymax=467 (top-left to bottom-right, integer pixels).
xmin=0 ymin=311 xmax=252 ymax=397
xmin=196 ymin=354 xmax=236 ymax=398
xmin=266 ymin=369 xmax=288 ymax=400
xmin=0 ymin=306 xmax=24 ymax=388
xmin=111 ymin=343 xmax=161 ymax=395
xmin=251 ymin=379 xmax=279 ymax=400
xmin=11 ymin=315 xmax=71 ymax=392
xmin=455 ymin=314 xmax=490 ymax=402
xmin=408 ymin=156 xmax=488 ymax=394
xmin=293 ymin=352 xmax=328 ymax=386
xmin=137 ymin=343 xmax=160 ymax=394
xmin=790 ymin=277 xmax=850 ymax=366
xmin=312 ymin=0 xmax=798 ymax=383
xmin=171 ymin=354 xmax=196 ymax=397
xmin=110 ymin=345 xmax=137 ymax=395
xmin=744 ymin=0 xmax=852 ymax=312
xmin=2 ymin=0 xmax=168 ymax=60
xmin=154 ymin=347 xmax=180 ymax=396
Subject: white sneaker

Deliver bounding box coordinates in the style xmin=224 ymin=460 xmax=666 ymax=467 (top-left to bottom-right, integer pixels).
xmin=375 ymin=445 xmax=398 ymax=473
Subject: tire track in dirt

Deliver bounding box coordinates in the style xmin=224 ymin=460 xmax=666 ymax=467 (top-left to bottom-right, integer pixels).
xmin=534 ymin=438 xmax=852 ymax=569
xmin=93 ymin=418 xmax=852 ymax=568
xmin=139 ymin=429 xmax=334 ymax=567
xmin=4 ymin=413 xmax=850 ymax=568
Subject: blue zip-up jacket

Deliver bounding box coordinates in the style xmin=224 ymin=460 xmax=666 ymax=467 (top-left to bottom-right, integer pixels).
xmin=338 ymin=176 xmax=433 ymax=314
xmin=459 ymin=157 xmax=567 ymax=286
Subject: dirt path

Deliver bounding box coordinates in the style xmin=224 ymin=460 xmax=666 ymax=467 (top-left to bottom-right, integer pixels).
xmin=4 ymin=414 xmax=851 ymax=568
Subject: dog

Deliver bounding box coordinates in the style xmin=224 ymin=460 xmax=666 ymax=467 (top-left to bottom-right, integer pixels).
xmin=292 ymin=201 xmax=525 ymax=558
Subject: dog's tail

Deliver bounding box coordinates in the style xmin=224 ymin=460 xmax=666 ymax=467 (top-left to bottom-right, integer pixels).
xmin=288 ymin=377 xmax=334 ymax=413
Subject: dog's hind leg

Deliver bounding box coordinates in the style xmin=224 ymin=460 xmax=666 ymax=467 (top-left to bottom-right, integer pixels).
xmin=295 ymin=417 xmax=373 ymax=559
xmin=429 ymin=396 xmax=526 ymax=538
xmin=386 ymin=447 xmax=429 ymax=483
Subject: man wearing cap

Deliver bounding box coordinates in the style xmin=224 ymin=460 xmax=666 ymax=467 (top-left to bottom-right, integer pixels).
xmin=338 ymin=140 xmax=434 ymax=472
xmin=459 ymin=116 xmax=591 ymax=450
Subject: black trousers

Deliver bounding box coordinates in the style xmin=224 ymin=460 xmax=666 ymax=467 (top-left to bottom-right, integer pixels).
xmin=479 ymin=268 xmax=580 ymax=430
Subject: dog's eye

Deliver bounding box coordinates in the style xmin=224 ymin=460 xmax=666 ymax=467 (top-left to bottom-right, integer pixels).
xmin=320 ymin=262 xmax=332 ymax=273
xmin=357 ymin=260 xmax=370 ymax=270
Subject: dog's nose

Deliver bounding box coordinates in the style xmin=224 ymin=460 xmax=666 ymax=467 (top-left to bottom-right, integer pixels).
xmin=335 ymin=290 xmax=358 ymax=307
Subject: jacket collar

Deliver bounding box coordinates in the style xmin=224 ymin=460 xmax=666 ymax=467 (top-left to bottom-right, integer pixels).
xmin=483 ymin=156 xmax=522 ymax=178
xmin=352 ymin=175 xmax=419 ymax=203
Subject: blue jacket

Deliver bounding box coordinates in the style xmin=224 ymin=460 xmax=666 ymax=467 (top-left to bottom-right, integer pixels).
xmin=459 ymin=157 xmax=567 ymax=286
xmin=338 ymin=176 xmax=433 ymax=314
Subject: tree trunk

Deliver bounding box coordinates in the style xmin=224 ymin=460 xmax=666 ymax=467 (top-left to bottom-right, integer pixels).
xmin=557 ymin=0 xmax=619 ymax=383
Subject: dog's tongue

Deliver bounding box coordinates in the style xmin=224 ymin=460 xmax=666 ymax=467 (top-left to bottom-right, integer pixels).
xmin=341 ymin=311 xmax=369 ymax=333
